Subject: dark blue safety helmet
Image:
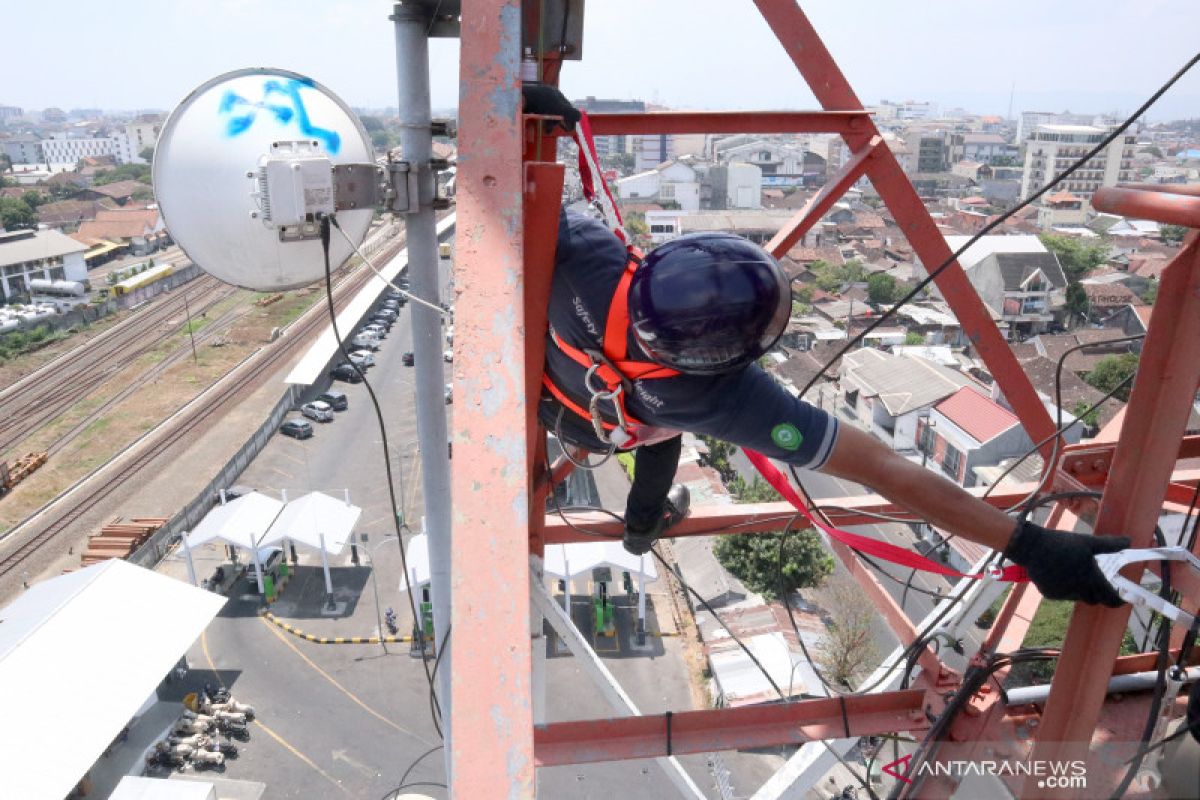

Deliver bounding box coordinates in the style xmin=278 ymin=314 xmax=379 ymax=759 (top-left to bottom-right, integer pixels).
xmin=628 ymin=233 xmax=791 ymax=375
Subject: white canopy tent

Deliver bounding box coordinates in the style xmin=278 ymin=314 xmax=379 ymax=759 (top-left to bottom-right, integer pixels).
xmin=182 ymin=491 xmax=283 ymax=593
xmin=542 ymin=540 xmax=659 ymax=633
xmin=0 ymin=560 xmax=225 ymax=800
xmin=261 ymin=490 xmax=362 ymax=598
xmin=397 ymin=532 xmax=430 ymax=593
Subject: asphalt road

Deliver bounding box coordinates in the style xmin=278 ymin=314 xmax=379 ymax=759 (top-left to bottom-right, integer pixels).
xmin=180 ymin=245 xmax=733 ymax=799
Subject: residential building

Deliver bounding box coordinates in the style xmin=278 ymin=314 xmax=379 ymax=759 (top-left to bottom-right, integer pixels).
xmin=872 ymin=99 xmax=938 ymax=121
xmin=1035 ymin=190 xmax=1088 ymax=229
xmin=917 ymin=387 xmax=1046 ymax=487
xmin=1020 ymin=124 xmax=1136 ymax=201
xmin=75 ymin=207 xmax=167 ymax=255
xmin=113 ymin=115 xmax=163 ymax=164
xmin=615 ymin=161 xmax=700 ymax=211
xmin=968 ymin=251 xmax=1067 ymax=339
xmin=706 ymin=163 xmax=763 ymax=210
xmin=718 ymin=140 xmax=807 ymax=187
xmin=837 ymin=349 xmax=974 ymax=452
xmin=0 ymin=228 xmax=88 ymax=302
xmin=961 ymin=133 xmax=1010 ymax=164
xmin=630 ymin=133 xmax=671 ymax=172
xmin=0 ymin=106 xmax=24 ymax=124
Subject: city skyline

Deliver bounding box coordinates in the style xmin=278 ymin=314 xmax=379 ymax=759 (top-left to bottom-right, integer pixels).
xmin=2 ymin=1 xmax=1199 ymax=123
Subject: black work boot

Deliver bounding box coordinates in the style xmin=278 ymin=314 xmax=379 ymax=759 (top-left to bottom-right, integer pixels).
xmin=623 ymin=484 xmax=691 ymax=556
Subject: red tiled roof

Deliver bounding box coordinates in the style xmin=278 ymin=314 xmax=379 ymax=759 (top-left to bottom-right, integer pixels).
xmin=960 ymin=196 xmax=988 ymax=205
xmin=935 ymin=387 xmax=1020 ymax=443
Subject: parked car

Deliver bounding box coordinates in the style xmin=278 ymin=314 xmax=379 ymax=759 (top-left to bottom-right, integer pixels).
xmin=280 ymin=419 xmax=314 ymax=439
xmin=375 ymin=308 xmax=399 ymax=321
xmin=443 ymin=349 xmax=453 ymax=363
xmin=300 ymin=400 xmax=334 ymax=422
xmin=386 ymin=288 xmax=404 ymax=301
xmin=349 ymin=350 xmax=376 ymax=369
xmin=382 ymin=298 xmax=400 ymax=309
xmin=330 ymin=363 xmax=364 ymax=383
xmin=350 ymin=333 xmax=381 ymax=351
xmin=444 ymin=383 xmax=453 ymax=404
xmin=317 ymin=390 xmax=348 ymax=411
xmin=402 ymin=352 xmax=415 ymax=366
xmin=362 ymin=323 xmax=388 ymax=339
xmin=368 ymin=316 xmax=394 ymax=331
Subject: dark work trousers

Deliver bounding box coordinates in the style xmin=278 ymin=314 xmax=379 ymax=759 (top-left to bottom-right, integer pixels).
xmin=624 ymin=435 xmax=683 ymax=533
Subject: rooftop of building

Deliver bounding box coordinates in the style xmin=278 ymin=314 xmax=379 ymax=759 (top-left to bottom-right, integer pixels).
xmin=934 ymin=386 xmax=1020 ymax=443
xmin=0 ymin=228 xmax=87 ymax=267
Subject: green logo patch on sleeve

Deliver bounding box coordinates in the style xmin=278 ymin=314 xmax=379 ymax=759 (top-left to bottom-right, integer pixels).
xmin=771 ymin=423 xmax=803 ymax=451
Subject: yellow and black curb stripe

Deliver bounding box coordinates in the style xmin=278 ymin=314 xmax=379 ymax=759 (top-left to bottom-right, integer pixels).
xmin=261 ymin=611 xmax=426 ymax=645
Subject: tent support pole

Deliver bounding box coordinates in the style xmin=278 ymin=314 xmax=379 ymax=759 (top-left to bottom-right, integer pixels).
xmin=182 ymin=534 xmax=198 ymax=587
xmin=319 ymin=532 xmax=334 ymax=608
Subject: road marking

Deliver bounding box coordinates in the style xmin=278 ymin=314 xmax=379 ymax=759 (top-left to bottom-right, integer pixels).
xmin=258 ymin=616 xmax=436 ymax=745
xmin=254 ymin=718 xmax=349 ymax=794
xmin=271 ymin=467 xmax=293 ymax=480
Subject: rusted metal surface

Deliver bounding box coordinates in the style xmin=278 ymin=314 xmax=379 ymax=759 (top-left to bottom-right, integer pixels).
xmin=1032 ymin=236 xmax=1200 ymax=787
xmin=584 ymin=110 xmax=871 ymax=136
xmin=451 ymin=0 xmax=535 ymax=794
xmin=766 ymin=136 xmax=883 ymax=260
xmin=534 ymin=690 xmax=928 ymax=766
xmin=1094 ymin=185 xmax=1200 ymax=227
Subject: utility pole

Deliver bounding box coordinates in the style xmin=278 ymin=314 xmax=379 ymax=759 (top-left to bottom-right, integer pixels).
xmin=181 ymin=287 xmax=198 ymax=366
xmin=391 ymin=0 xmax=453 ymax=780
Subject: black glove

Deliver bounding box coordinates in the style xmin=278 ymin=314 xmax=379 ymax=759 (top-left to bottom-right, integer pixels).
xmin=521 ymin=84 xmax=581 ymax=132
xmin=1003 ymin=520 xmax=1130 ymax=607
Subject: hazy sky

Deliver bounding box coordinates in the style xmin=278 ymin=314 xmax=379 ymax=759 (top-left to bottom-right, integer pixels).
xmin=4 ymin=1 xmax=1199 ymax=121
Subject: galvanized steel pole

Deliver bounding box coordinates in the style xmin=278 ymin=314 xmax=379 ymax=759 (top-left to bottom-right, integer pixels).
xmin=391 ymin=0 xmax=453 ymax=777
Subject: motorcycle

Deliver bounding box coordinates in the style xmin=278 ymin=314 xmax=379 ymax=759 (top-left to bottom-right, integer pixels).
xmin=168 ymin=732 xmax=210 ymax=749
xmin=384 ymin=606 xmax=399 ymax=636
xmin=217 ymin=717 xmax=251 ymax=741
xmin=187 ymin=746 xmax=225 ymax=771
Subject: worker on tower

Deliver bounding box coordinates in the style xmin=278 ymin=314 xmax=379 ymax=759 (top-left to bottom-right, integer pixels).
xmin=526 ymin=86 xmax=1129 ymax=606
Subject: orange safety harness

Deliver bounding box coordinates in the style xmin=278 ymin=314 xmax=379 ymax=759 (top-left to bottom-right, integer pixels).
xmin=542 ymin=246 xmax=680 ymax=448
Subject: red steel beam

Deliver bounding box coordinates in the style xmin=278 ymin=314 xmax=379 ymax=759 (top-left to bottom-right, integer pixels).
xmin=451 ymin=0 xmax=535 ymax=793
xmin=1093 ymin=185 xmax=1200 ymax=228
xmin=533 ymin=689 xmax=928 ymax=766
xmin=753 ymin=0 xmax=1059 ymax=456
xmin=767 ymin=136 xmax=883 ymax=259
xmin=1033 ymin=237 xmax=1200 ymax=783
xmin=543 ymin=485 xmax=1041 ymax=543
xmin=584 ymin=110 xmax=871 ymax=136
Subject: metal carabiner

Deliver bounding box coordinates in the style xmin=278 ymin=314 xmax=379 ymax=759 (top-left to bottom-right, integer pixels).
xmin=584 ymin=364 xmax=632 ymax=446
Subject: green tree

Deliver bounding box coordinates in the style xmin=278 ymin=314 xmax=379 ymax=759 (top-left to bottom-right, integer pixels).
xmin=0 ymin=197 xmax=35 ymax=229
xmin=1160 ymin=224 xmax=1187 ymax=245
xmin=1071 ymin=401 xmax=1099 ymax=429
xmin=1086 ymin=352 xmax=1139 ymax=401
xmin=904 ymin=331 xmax=925 ymax=345
xmin=842 ymin=259 xmax=865 ymax=284
xmin=625 ymin=211 xmax=648 ymax=236
xmin=1064 ymin=282 xmax=1089 ymax=323
xmin=1141 ymin=279 xmax=1158 ymax=305
xmin=1143 ymin=145 xmax=1163 ymax=158
xmin=92 ymin=163 xmax=151 ymax=185
xmin=21 ymin=190 xmax=48 ymax=209
xmin=713 ymin=529 xmax=833 ymax=600
xmin=138 ymin=146 xmax=155 ymax=164
xmin=360 ymin=115 xmax=386 ymax=133
xmin=866 ymin=273 xmax=898 ymax=305
xmin=370 ymin=130 xmax=392 ymax=151
xmin=1038 ymin=233 xmax=1110 ymax=283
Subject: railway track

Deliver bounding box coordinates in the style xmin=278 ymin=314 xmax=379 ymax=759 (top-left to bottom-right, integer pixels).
xmin=0 ymin=230 xmax=408 ymax=581
xmin=0 ymin=275 xmax=237 ymax=456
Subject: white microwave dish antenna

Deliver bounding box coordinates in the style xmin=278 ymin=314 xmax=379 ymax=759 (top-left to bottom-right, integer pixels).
xmin=153 ymin=68 xmax=375 ymax=291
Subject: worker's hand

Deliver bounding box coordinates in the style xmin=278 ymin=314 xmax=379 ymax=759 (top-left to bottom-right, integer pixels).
xmin=521 ymin=84 xmax=581 ymax=132
xmin=1003 ymin=521 xmax=1130 ymax=607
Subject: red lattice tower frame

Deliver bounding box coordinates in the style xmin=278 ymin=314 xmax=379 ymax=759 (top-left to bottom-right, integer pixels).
xmin=450 ymin=1 xmax=1200 ymax=796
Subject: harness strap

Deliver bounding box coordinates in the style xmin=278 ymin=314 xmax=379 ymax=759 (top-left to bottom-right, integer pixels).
xmin=542 ymin=374 xmax=617 ymax=431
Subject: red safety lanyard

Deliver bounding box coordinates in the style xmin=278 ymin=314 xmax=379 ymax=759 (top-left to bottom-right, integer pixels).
xmin=744 ymin=449 xmax=1029 ymax=582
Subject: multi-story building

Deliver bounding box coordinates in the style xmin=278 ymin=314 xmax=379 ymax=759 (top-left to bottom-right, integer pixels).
xmin=0 ymin=106 xmax=24 ymax=126
xmin=113 ymin=115 xmax=163 ymax=164
xmin=0 ymin=229 xmax=88 ymax=302
xmin=1 ymin=136 xmax=45 ymax=166
xmin=1020 ymin=124 xmax=1136 ymax=201
xmin=40 ymin=135 xmax=120 ymax=166
xmin=573 ymin=96 xmax=645 ymax=161
xmin=1017 ymin=110 xmax=1095 ymax=142
xmin=872 ymin=99 xmax=938 ymax=122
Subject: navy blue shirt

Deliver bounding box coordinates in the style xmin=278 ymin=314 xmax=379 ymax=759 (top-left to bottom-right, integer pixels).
xmin=540 ymin=210 xmax=839 ymax=469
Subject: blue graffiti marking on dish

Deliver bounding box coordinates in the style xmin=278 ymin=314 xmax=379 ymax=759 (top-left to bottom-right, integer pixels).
xmin=218 ymin=77 xmax=341 ymax=154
